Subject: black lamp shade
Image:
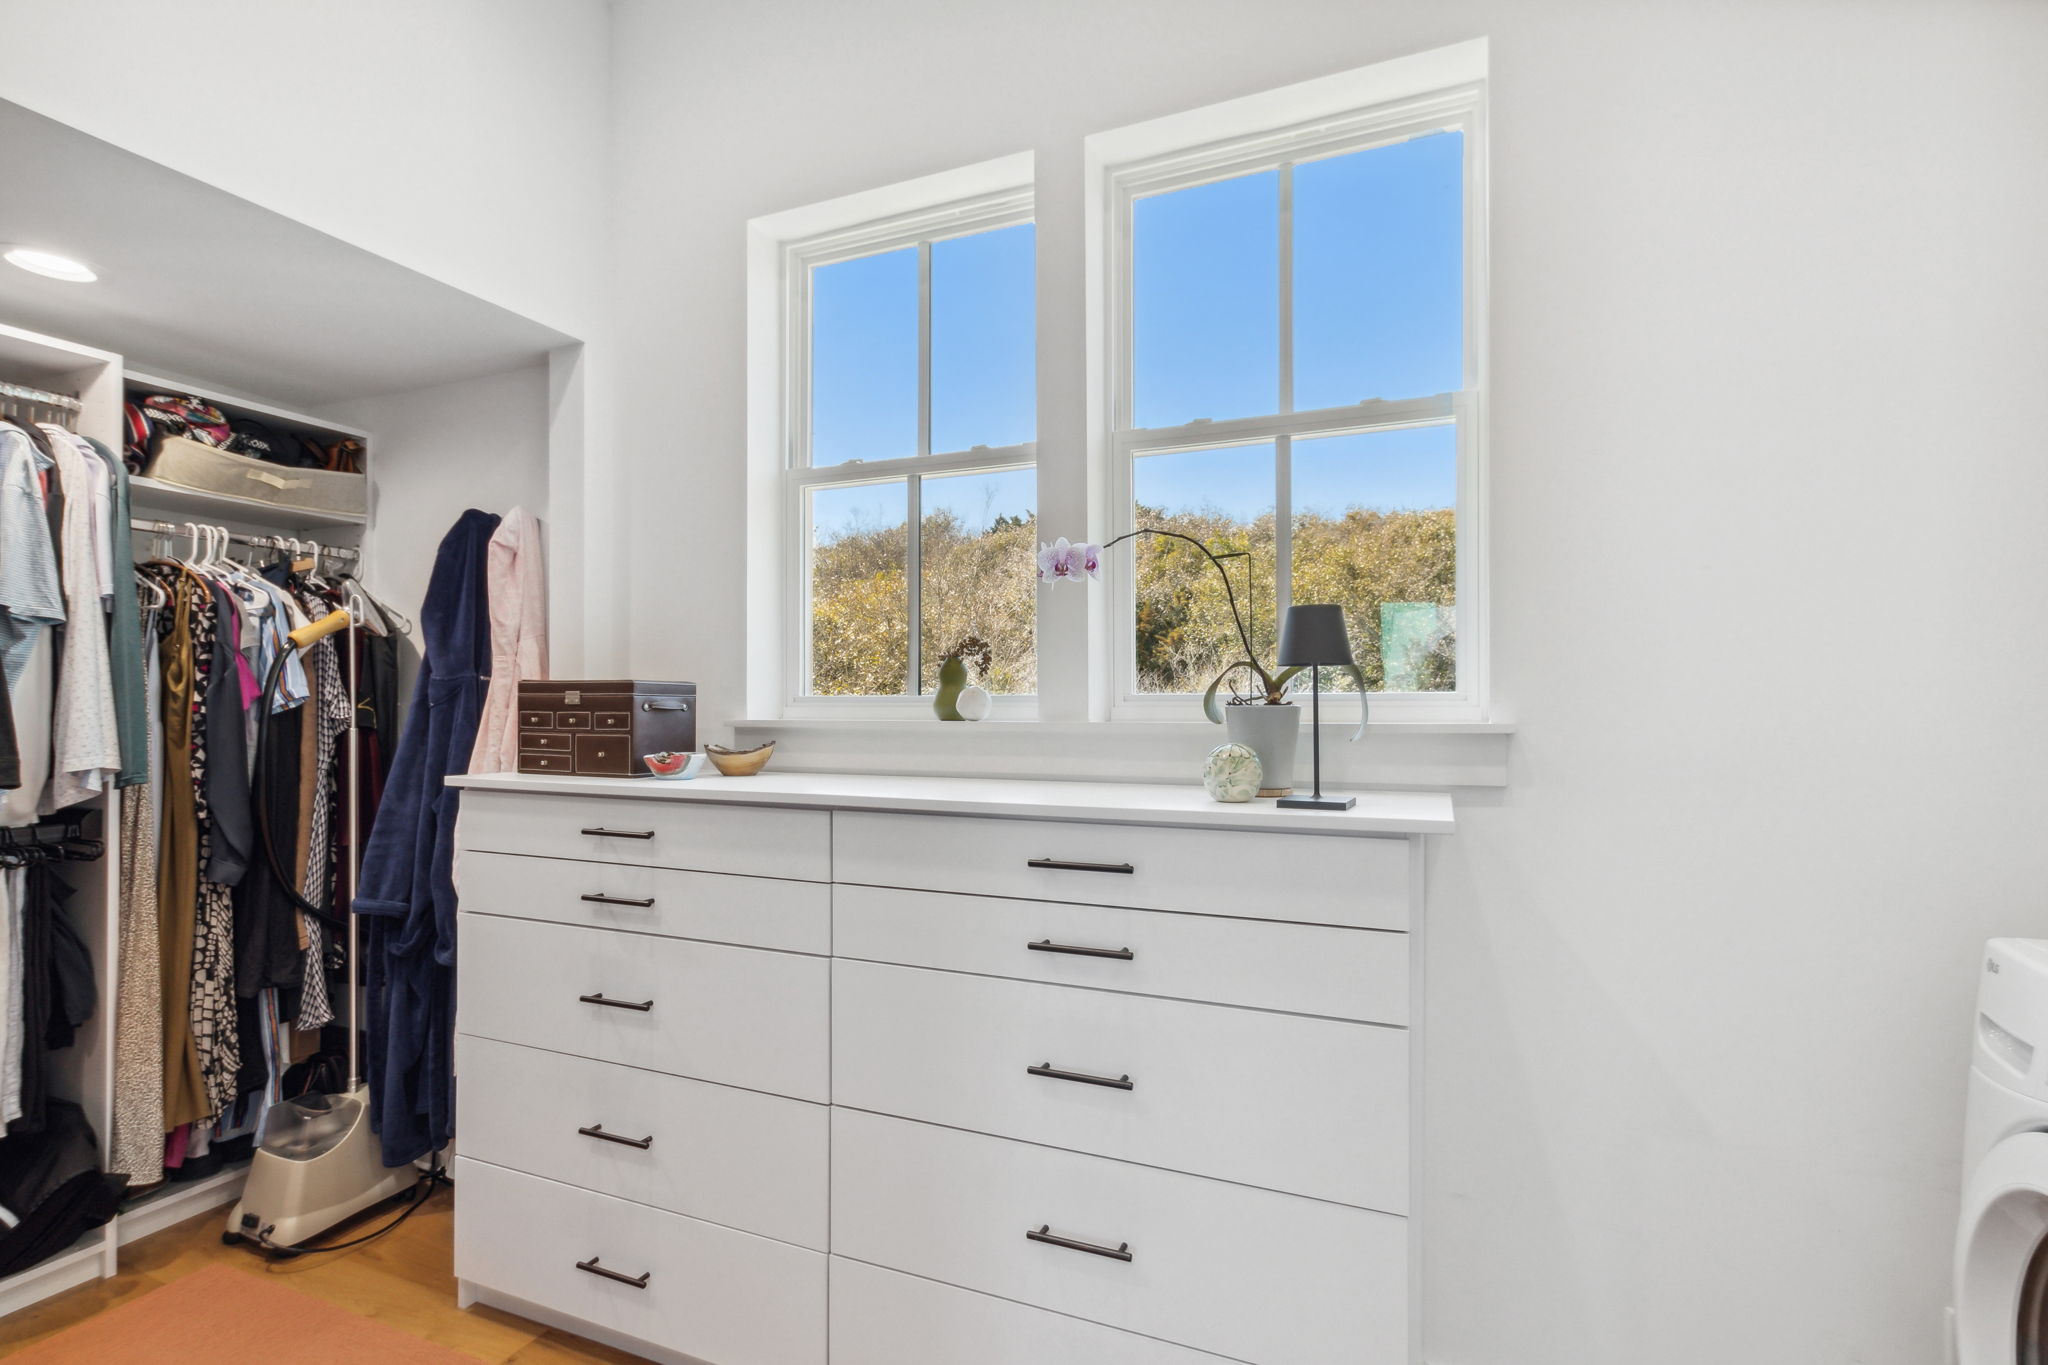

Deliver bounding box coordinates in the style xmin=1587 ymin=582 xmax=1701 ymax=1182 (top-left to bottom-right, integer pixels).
xmin=1277 ymin=604 xmax=1355 ymax=668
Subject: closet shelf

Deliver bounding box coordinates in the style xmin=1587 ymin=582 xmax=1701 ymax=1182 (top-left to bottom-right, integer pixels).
xmin=115 ymin=1161 xmax=254 ymax=1247
xmin=129 ymin=475 xmax=368 ymax=529
xmin=0 ymin=1232 xmax=106 ymax=1319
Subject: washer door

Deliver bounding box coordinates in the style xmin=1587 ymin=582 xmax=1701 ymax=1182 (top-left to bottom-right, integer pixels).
xmin=1958 ymin=1132 xmax=2048 ymax=1365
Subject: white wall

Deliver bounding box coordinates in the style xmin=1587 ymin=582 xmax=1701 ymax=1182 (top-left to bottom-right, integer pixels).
xmin=0 ymin=0 xmax=610 ymax=341
xmin=609 ymin=2 xmax=2048 ymax=1362
xmin=0 ymin=0 xmax=619 ymax=671
xmin=326 ymin=363 xmax=552 ymax=688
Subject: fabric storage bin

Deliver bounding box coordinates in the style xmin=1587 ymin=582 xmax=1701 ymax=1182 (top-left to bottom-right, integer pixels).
xmin=144 ymin=434 xmax=368 ymax=517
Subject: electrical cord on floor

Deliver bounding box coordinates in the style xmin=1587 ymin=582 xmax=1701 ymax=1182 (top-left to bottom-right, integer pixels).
xmin=253 ymin=1156 xmax=447 ymax=1258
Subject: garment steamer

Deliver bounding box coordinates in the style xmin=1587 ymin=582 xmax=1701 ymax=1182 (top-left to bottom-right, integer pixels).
xmin=222 ymin=594 xmax=418 ymax=1253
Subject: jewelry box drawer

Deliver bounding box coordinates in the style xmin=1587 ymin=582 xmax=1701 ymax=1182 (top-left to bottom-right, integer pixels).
xmin=830 ymin=1109 xmax=1405 ymax=1365
xmin=457 ymin=789 xmax=831 ymax=882
xmin=455 ymin=1158 xmax=825 ymax=1365
xmin=522 ymin=731 xmax=573 ymax=753
xmin=456 ymin=1036 xmax=827 ymax=1250
xmin=461 ymin=851 xmax=829 ymax=954
xmin=458 ymin=915 xmax=829 ymax=1102
xmin=829 ymin=1257 xmax=1235 ymax=1365
xmin=832 ymin=883 xmax=1407 ymax=1023
xmin=832 ymin=811 xmax=1410 ymax=929
xmin=832 ymin=960 xmax=1406 ymax=1210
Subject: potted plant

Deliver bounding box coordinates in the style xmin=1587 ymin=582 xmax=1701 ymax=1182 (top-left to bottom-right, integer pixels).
xmin=1039 ymin=532 xmax=1366 ymax=794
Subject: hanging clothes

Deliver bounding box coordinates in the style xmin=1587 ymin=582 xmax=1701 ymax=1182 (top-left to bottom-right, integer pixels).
xmin=37 ymin=426 xmax=118 ymax=813
xmin=1 ymin=865 xmax=19 ymax=1126
xmin=147 ymin=565 xmax=208 ymax=1132
xmin=354 ymin=508 xmax=498 ymax=1167
xmin=0 ymin=663 xmax=15 ymax=793
xmin=89 ymin=437 xmax=149 ymax=790
xmin=184 ymin=581 xmax=241 ymax=1123
xmin=468 ymin=507 xmax=547 ymax=774
xmin=0 ymin=426 xmax=62 ymax=827
xmin=6 ymin=859 xmax=89 ymax=1137
xmin=108 ymin=603 xmax=164 ymax=1183
xmin=0 ymin=425 xmax=62 ymax=691
xmin=294 ymin=588 xmax=349 ymax=1034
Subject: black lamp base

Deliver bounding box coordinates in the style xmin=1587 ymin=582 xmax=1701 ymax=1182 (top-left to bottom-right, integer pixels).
xmin=1275 ymin=794 xmax=1356 ymax=811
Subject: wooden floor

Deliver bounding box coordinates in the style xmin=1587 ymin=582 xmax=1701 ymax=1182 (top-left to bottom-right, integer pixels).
xmin=0 ymin=1187 xmax=648 ymax=1362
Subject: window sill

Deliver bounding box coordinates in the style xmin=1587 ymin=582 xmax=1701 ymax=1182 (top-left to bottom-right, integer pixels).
xmin=728 ymin=715 xmax=1512 ymax=788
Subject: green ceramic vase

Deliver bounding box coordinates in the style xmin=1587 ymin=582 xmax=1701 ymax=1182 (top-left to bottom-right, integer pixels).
xmin=933 ymin=654 xmax=967 ymax=720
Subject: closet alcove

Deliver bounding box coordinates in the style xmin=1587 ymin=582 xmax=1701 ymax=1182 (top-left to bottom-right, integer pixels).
xmin=0 ymin=97 xmax=581 ymax=1314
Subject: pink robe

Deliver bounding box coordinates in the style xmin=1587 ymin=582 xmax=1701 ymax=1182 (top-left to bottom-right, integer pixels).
xmin=468 ymin=507 xmax=548 ymax=773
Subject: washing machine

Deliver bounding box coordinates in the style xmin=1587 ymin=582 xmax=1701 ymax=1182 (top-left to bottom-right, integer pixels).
xmin=1955 ymin=938 xmax=2048 ymax=1364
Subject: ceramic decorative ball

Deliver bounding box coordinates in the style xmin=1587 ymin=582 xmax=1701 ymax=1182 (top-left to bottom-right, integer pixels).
xmin=1202 ymin=742 xmax=1263 ymax=803
xmin=956 ymin=683 xmax=994 ymax=722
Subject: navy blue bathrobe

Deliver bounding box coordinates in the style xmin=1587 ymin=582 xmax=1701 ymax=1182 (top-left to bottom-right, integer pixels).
xmin=353 ymin=509 xmax=500 ymax=1166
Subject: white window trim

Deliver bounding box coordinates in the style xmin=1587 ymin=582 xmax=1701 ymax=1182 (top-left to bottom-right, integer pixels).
xmin=1083 ymin=38 xmax=1491 ymax=727
xmin=745 ymin=153 xmax=1037 ymax=719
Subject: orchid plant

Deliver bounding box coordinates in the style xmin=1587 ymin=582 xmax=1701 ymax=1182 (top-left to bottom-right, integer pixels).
xmin=1038 ymin=531 xmax=1368 ymax=737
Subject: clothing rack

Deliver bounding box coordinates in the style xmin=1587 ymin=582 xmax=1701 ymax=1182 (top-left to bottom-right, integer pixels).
xmin=0 ymin=380 xmax=83 ymax=413
xmin=128 ymin=517 xmax=360 ymax=564
xmin=0 ymin=381 xmax=83 ymax=430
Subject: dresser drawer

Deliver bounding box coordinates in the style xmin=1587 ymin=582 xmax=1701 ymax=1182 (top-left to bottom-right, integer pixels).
xmin=458 ymin=789 xmax=831 ymax=882
xmin=455 ymin=1158 xmax=824 ymax=1365
xmin=831 ymin=1109 xmax=1405 ymax=1365
xmin=833 ymin=883 xmax=1406 ymax=1022
xmin=829 ymin=1257 xmax=1235 ymax=1365
xmin=462 ymin=850 xmax=829 ymax=955
xmin=456 ymin=1036 xmax=827 ymax=1250
xmin=834 ymin=960 xmax=1406 ymax=1210
xmin=459 ymin=916 xmax=829 ymax=1102
xmin=833 ymin=811 xmax=1408 ymax=929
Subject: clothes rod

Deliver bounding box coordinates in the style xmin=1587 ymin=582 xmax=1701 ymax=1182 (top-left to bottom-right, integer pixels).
xmin=129 ymin=517 xmax=360 ymax=562
xmin=0 ymin=380 xmax=83 ymax=412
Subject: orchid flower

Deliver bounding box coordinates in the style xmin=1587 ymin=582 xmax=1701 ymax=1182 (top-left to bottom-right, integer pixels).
xmin=1036 ymin=537 xmax=1100 ymax=583
xmin=1034 ymin=527 xmax=1367 ymax=739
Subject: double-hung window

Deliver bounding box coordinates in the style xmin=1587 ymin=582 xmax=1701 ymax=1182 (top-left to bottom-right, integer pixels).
xmin=1103 ymin=83 xmax=1485 ymax=720
xmin=785 ymin=190 xmax=1037 ymax=703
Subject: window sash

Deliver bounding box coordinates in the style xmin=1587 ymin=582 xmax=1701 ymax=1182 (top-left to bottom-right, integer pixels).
xmin=785 ymin=189 xmax=1036 ymax=701
xmin=1104 ymin=86 xmax=1484 ymax=715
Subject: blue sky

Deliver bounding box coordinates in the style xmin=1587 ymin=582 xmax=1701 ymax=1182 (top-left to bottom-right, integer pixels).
xmin=810 ymin=130 xmax=1462 ymax=540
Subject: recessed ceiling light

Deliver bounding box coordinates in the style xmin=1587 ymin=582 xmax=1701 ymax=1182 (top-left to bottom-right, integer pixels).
xmin=4 ymin=247 xmax=97 ymax=283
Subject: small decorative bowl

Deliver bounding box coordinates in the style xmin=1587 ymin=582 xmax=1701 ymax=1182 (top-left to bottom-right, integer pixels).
xmin=704 ymin=741 xmax=776 ymax=777
xmin=644 ymin=751 xmax=706 ymax=780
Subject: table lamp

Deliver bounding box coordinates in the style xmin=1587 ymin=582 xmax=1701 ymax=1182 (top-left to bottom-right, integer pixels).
xmin=1275 ymin=604 xmax=1356 ymax=811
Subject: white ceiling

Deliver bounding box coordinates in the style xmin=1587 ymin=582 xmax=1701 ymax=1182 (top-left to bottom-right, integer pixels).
xmin=0 ymin=99 xmax=576 ymax=409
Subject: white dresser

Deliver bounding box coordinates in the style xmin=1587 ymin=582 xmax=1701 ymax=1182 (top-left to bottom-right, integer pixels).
xmin=445 ymin=770 xmax=1452 ymax=1365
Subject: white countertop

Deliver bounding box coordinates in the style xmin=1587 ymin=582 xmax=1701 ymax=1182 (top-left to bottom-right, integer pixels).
xmin=446 ymin=770 xmax=1454 ymax=836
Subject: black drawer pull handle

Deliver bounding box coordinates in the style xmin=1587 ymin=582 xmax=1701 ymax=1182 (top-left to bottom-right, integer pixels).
xmin=1029 ymin=1063 xmax=1134 ymax=1091
xmin=1027 ymin=1225 xmax=1132 ymax=1262
xmin=581 ymin=893 xmax=656 ymax=908
xmin=1028 ymin=858 xmax=1134 ymax=875
xmin=1028 ymin=939 xmax=1135 ymax=961
xmin=581 ymin=827 xmax=656 ymax=840
xmin=579 ymin=992 xmax=654 ymax=1012
xmin=575 ymin=1256 xmax=651 ymax=1288
xmin=578 ymin=1124 xmax=654 ymax=1150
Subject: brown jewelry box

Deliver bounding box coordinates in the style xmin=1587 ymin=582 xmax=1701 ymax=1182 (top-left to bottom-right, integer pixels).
xmin=516 ymin=680 xmax=696 ymax=778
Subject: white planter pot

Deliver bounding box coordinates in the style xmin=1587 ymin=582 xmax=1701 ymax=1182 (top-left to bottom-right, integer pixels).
xmin=1223 ymin=705 xmax=1300 ymax=798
